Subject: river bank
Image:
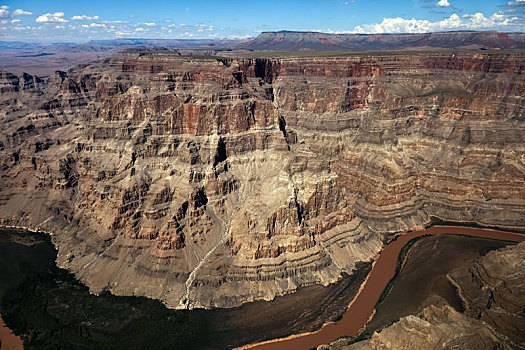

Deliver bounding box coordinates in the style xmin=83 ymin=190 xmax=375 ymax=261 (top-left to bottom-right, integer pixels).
xmin=0 ymin=228 xmax=369 ymax=349
xmin=366 ymin=234 xmax=512 ymax=333
xmin=239 ymin=226 xmax=525 ymax=350
xmin=2 ymin=225 xmax=523 ymax=350
xmin=0 ymin=313 xmax=23 ymax=350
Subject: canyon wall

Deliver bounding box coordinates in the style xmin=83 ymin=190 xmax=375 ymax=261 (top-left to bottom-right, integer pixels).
xmin=0 ymin=51 xmax=524 ymax=308
xmin=326 ymin=241 xmax=525 ymax=350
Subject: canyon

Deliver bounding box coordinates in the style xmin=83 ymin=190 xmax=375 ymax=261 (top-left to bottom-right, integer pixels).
xmin=0 ymin=48 xmax=524 ymax=315
xmin=324 ymin=240 xmax=525 ymax=350
xmin=241 ymin=226 xmax=525 ymax=350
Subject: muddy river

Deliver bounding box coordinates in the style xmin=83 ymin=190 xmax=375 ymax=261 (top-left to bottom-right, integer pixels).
xmin=0 ymin=313 xmax=23 ymax=350
xmin=240 ymin=225 xmax=525 ymax=350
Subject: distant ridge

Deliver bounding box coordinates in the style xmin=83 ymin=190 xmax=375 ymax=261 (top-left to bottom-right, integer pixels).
xmin=236 ymin=30 xmax=525 ymax=51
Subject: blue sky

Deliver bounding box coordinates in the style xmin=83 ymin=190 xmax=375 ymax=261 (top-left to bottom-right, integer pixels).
xmin=0 ymin=0 xmax=523 ymax=42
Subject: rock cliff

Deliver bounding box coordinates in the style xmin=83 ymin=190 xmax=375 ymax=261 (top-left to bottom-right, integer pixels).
xmin=324 ymin=241 xmax=525 ymax=350
xmin=450 ymin=241 xmax=525 ymax=346
xmin=325 ymin=304 xmax=512 ymax=350
xmin=238 ymin=30 xmax=525 ymax=51
xmin=0 ymin=50 xmax=524 ymax=308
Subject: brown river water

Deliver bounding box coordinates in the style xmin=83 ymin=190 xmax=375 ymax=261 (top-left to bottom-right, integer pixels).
xmin=1 ymin=226 xmax=522 ymax=350
xmin=239 ymin=225 xmax=525 ymax=350
xmin=0 ymin=313 xmax=23 ymax=350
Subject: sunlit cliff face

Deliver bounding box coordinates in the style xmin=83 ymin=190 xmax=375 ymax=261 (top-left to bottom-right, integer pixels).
xmin=0 ymin=51 xmax=524 ymax=309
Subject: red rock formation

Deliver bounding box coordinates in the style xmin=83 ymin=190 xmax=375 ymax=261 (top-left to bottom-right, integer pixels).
xmin=0 ymin=50 xmax=523 ymax=309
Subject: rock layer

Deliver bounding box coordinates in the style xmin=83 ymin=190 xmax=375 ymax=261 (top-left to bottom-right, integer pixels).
xmin=325 ymin=304 xmax=511 ymax=350
xmin=0 ymin=51 xmax=524 ymax=308
xmin=450 ymin=241 xmax=525 ymax=346
xmin=238 ymin=30 xmax=525 ymax=51
xmin=323 ymin=241 xmax=525 ymax=350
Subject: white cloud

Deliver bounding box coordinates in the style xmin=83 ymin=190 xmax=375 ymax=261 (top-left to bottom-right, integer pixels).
xmin=89 ymin=22 xmax=105 ymax=28
xmin=115 ymin=30 xmax=132 ymax=36
xmin=13 ymin=9 xmax=32 ymax=15
xmin=437 ymin=0 xmax=450 ymax=6
xmin=135 ymin=27 xmax=145 ymax=32
xmin=507 ymin=0 xmax=524 ymax=4
xmin=462 ymin=12 xmax=518 ymax=27
xmin=11 ymin=19 xmax=20 ymax=23
xmin=0 ymin=5 xmax=9 ymax=18
xmin=36 ymin=12 xmax=68 ymax=23
xmin=143 ymin=22 xmax=155 ymax=26
xmin=351 ymin=11 xmax=519 ymax=33
xmin=71 ymin=15 xmax=99 ymax=20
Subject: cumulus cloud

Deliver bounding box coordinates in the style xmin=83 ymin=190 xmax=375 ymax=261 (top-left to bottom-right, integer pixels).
xmin=437 ymin=0 xmax=450 ymax=6
xmin=0 ymin=6 xmax=33 ymax=18
xmin=71 ymin=15 xmax=99 ymax=20
xmin=143 ymin=22 xmax=155 ymax=26
xmin=11 ymin=19 xmax=20 ymax=23
xmin=36 ymin=12 xmax=68 ymax=23
xmin=13 ymin=26 xmax=31 ymax=31
xmin=135 ymin=27 xmax=145 ymax=32
xmin=13 ymin=9 xmax=33 ymax=15
xmin=115 ymin=30 xmax=132 ymax=36
xmin=0 ymin=5 xmax=9 ymax=18
xmin=351 ymin=11 xmax=520 ymax=33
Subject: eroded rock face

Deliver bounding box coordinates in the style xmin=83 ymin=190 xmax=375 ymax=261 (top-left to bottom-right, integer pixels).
xmin=326 ymin=304 xmax=511 ymax=350
xmin=0 ymin=51 xmax=524 ymax=308
xmin=450 ymin=241 xmax=525 ymax=346
xmin=324 ymin=242 xmax=525 ymax=350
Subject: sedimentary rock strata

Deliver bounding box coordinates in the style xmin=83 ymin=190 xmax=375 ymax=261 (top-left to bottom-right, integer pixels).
xmin=0 ymin=51 xmax=524 ymax=308
xmin=325 ymin=304 xmax=511 ymax=350
xmin=239 ymin=30 xmax=525 ymax=51
xmin=450 ymin=241 xmax=525 ymax=346
xmin=324 ymin=241 xmax=525 ymax=350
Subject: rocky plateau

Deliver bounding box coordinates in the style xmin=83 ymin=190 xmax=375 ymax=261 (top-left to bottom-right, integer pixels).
xmin=0 ymin=49 xmax=524 ymax=309
xmin=238 ymin=30 xmax=525 ymax=51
